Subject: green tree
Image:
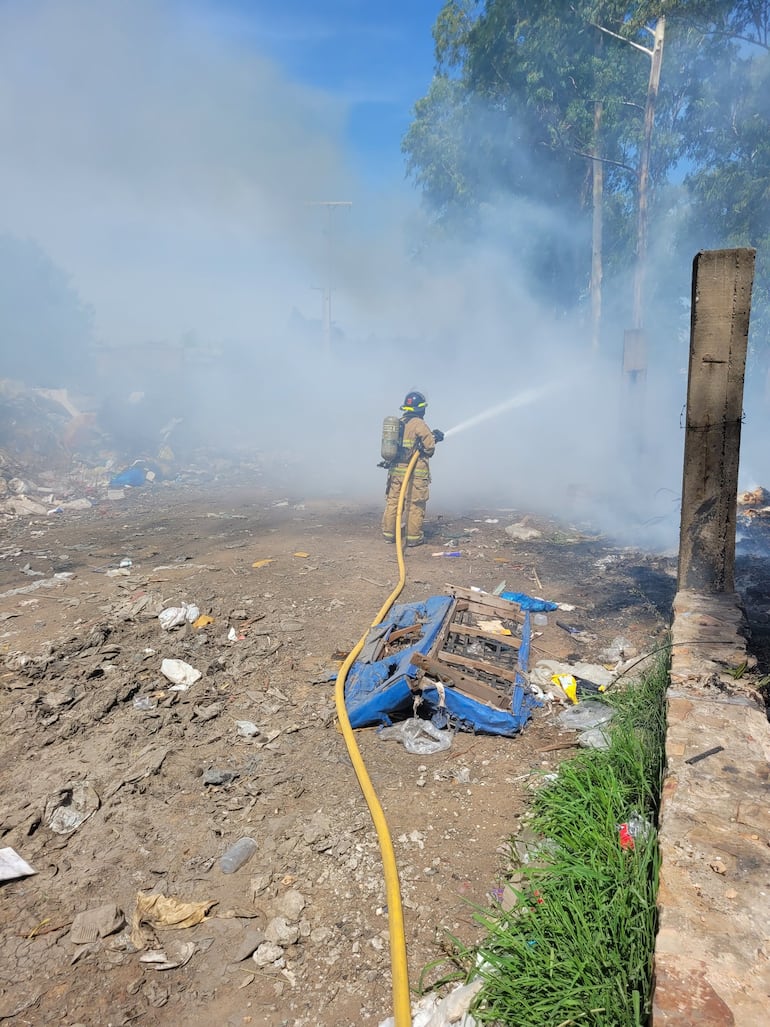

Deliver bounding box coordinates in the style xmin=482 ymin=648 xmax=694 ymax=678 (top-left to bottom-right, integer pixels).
xmin=404 ymin=3 xmax=675 ymax=333
xmin=679 ymin=3 xmax=770 ymax=361
xmin=403 ymin=2 xmax=762 ymax=348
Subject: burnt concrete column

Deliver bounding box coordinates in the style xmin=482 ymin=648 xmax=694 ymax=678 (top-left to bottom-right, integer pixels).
xmin=678 ymin=248 xmax=755 ymax=592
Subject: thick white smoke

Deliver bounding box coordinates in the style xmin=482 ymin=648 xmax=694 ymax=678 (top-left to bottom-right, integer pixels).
xmin=1 ymin=0 xmax=762 ymax=551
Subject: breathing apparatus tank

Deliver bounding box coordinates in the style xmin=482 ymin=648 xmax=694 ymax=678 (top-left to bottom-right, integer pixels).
xmin=380 ymin=415 xmax=403 ymax=463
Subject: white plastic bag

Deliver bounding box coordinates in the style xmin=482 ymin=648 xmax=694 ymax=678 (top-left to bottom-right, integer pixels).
xmin=158 ymin=604 xmax=200 ymax=630
xmin=377 ymin=718 xmax=452 ymax=755
xmin=160 ymin=658 xmax=201 ymax=689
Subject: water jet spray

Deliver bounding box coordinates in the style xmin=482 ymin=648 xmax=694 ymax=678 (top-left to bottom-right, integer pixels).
xmin=444 ymin=384 xmax=558 ymax=438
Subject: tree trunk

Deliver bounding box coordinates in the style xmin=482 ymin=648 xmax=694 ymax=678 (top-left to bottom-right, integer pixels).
xmin=632 ymin=16 xmax=665 ymax=330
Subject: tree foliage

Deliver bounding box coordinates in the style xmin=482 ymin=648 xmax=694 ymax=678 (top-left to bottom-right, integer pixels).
xmin=404 ymin=1 xmax=770 ymax=349
xmin=682 ymin=4 xmax=770 ymax=345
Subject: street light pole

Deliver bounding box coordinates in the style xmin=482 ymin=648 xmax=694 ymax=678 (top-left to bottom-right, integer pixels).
xmin=307 ymin=201 xmax=352 ymax=356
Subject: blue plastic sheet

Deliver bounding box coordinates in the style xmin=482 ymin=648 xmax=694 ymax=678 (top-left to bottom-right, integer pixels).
xmin=109 ymin=466 xmax=146 ymax=487
xmin=344 ymin=594 xmax=539 ymax=736
xmin=499 ymin=590 xmax=558 ymax=612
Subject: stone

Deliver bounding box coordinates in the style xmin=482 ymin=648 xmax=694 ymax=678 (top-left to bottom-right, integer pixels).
xmin=252 ymin=941 xmax=284 ymax=967
xmin=274 ymin=889 xmax=305 ymax=922
xmin=653 ymin=960 xmax=735 ymax=1025
xmin=265 ymin=916 xmax=300 ymax=947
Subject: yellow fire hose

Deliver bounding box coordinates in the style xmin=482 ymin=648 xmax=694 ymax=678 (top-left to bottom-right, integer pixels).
xmin=334 ymin=448 xmax=420 ymax=1027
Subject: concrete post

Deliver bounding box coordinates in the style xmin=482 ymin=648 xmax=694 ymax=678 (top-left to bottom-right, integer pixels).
xmin=678 ymin=248 xmax=755 ymax=592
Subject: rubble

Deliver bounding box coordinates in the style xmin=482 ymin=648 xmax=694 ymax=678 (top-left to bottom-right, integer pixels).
xmin=0 ymin=376 xmax=182 ymax=521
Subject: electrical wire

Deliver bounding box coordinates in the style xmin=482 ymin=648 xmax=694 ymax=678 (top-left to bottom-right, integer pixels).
xmin=334 ymin=448 xmax=420 ymax=1027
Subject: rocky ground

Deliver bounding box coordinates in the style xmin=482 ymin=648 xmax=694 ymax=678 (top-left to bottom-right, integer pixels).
xmin=0 ymin=470 xmax=717 ymax=1027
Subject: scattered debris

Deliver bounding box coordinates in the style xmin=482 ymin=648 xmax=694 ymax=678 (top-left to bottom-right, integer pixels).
xmin=377 ymin=718 xmax=452 ymax=754
xmin=0 ymin=463 xmax=676 ymax=1025
xmin=531 ymin=659 xmax=615 ymax=695
xmin=158 ymin=603 xmax=200 ymax=630
xmin=557 ymin=701 xmax=614 ymax=732
xmin=0 ymin=846 xmax=36 ymax=881
xmin=130 ymin=893 xmax=216 ymax=950
xmin=235 ymin=720 xmax=262 ymax=738
xmin=139 ymin=940 xmax=197 ymax=971
xmin=219 ymin=837 xmax=258 ymax=874
xmin=505 ymin=521 xmax=542 ymax=541
xmin=378 ymin=978 xmax=483 ymax=1027
xmin=618 ymin=814 xmax=653 ymax=851
xmin=160 ymin=658 xmax=201 ymax=688
xmin=346 ymin=586 xmax=538 ymax=737
xmin=203 ymin=768 xmax=238 ymax=786
xmin=43 ymin=782 xmax=100 ymax=835
xmin=684 ymin=745 xmax=725 ymax=765
xmin=69 ymin=903 xmax=125 ymax=945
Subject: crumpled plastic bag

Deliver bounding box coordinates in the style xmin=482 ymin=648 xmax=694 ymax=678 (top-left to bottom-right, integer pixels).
xmin=130 ymin=891 xmax=216 ymax=950
xmin=557 ymin=700 xmax=614 ymax=731
xmin=44 ymin=781 xmax=100 ymax=835
xmin=139 ymin=939 xmax=196 ymax=970
xmin=377 ymin=718 xmax=452 ymax=755
xmin=379 ymin=978 xmax=483 ymax=1026
xmin=160 ymin=658 xmax=202 ymax=689
xmin=158 ymin=604 xmax=200 ymax=630
xmin=578 ymin=725 xmax=612 ymax=749
xmin=531 ymin=659 xmax=615 ymax=692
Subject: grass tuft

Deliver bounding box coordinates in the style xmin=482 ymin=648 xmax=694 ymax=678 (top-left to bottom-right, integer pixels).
xmin=463 ymin=650 xmax=669 ymax=1026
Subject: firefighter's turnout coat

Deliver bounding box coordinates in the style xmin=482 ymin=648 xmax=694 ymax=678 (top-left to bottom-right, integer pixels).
xmin=381 ymin=414 xmax=437 ymax=546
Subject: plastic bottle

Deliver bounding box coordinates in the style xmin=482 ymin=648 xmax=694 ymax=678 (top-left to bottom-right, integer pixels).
xmin=218 ymin=837 xmax=258 ymax=874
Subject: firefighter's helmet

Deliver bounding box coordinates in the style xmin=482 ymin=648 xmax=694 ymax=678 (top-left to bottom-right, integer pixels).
xmin=401 ymin=390 xmax=427 ymax=414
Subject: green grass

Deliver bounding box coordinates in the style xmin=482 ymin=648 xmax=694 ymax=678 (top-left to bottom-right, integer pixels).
xmin=458 ymin=652 xmax=669 ymax=1026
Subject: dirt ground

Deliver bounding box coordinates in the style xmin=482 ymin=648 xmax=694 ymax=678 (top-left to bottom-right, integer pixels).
xmin=0 ymin=473 xmax=683 ymax=1026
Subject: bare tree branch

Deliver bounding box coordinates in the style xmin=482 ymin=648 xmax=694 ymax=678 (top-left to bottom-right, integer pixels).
xmin=591 ymin=21 xmax=652 ymax=57
xmin=571 ymin=148 xmax=636 ymax=175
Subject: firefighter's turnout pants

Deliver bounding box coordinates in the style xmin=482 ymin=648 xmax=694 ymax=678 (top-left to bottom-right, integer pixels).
xmin=381 ymin=415 xmax=436 ymax=547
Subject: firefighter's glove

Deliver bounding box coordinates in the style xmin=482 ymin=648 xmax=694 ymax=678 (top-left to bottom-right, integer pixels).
xmin=377 ymin=460 xmax=392 ymax=469
xmin=433 ymin=429 xmax=445 ymax=443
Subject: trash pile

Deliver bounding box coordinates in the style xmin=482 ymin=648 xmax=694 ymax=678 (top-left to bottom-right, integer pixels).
xmin=0 ymin=377 xmax=180 ymax=517
xmin=737 ymin=486 xmax=770 ymax=555
xmin=345 ymin=586 xmax=541 ymax=741
xmin=345 ymin=578 xmax=645 ymax=755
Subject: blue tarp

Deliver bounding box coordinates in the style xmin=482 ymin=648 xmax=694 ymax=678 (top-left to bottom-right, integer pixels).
xmin=499 ymin=590 xmax=558 ymax=613
xmin=344 ymin=594 xmax=539 ymax=736
xmin=110 ymin=466 xmax=146 ymax=487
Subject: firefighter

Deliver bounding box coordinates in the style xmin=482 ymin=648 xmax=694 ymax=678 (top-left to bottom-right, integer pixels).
xmin=381 ymin=390 xmax=444 ymax=547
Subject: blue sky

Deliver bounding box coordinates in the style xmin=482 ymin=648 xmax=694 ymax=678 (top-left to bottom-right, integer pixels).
xmin=182 ymin=0 xmax=444 ymax=186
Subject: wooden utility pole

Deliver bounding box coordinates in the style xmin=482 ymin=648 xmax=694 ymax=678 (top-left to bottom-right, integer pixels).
xmin=590 ymin=99 xmax=604 ymax=353
xmin=678 ymin=248 xmax=755 ymax=593
xmin=632 ymin=16 xmax=665 ymax=331
xmin=593 ymin=16 xmax=666 ymax=334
